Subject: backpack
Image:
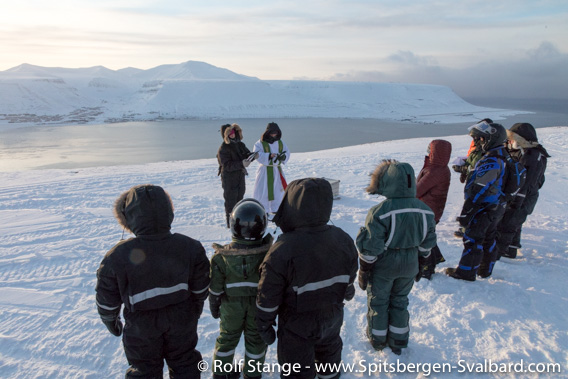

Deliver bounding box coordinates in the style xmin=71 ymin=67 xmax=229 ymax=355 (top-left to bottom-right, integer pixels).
xmin=501 ymin=153 xmax=527 ymax=200
xmin=486 ymin=149 xmax=526 ymax=201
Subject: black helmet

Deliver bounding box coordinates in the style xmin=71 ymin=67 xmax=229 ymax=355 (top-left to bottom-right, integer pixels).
xmin=230 ymin=198 xmax=267 ymax=242
xmin=468 ymin=121 xmax=507 ymax=151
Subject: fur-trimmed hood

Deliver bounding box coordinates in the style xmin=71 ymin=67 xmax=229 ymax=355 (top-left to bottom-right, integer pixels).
xmin=507 ymin=123 xmax=540 ymax=149
xmin=221 ymin=123 xmax=244 ymax=145
xmin=212 ymin=234 xmax=273 ymax=256
xmin=114 ymin=184 xmax=174 ymax=236
xmin=366 ymin=159 xmax=416 ymax=198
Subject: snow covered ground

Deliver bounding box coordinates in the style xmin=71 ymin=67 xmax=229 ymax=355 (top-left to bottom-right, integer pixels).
xmin=0 ymin=126 xmax=566 ymax=378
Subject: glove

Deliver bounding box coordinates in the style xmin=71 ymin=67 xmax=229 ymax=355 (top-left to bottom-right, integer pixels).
xmin=358 ymin=269 xmax=370 ymax=291
xmin=415 ymin=255 xmax=430 ymax=282
xmin=276 ymin=152 xmax=287 ymax=163
xmin=344 ymin=283 xmax=355 ymax=301
xmin=258 ymin=324 xmax=276 ymax=345
xmin=452 ymin=164 xmax=464 ymax=173
xmin=242 ymin=159 xmax=251 ymax=168
xmin=102 ymin=318 xmax=123 ymax=337
xmin=209 ymin=294 xmax=222 ymax=319
xmin=458 ymin=201 xmax=479 ymax=228
xmin=246 ymin=152 xmax=259 ymax=162
xmin=193 ymin=300 xmax=205 ymax=319
xmin=457 ymin=213 xmax=474 ymax=228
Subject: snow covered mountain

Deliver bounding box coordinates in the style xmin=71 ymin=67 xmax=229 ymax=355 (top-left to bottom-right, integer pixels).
xmin=0 ymin=61 xmax=520 ymax=125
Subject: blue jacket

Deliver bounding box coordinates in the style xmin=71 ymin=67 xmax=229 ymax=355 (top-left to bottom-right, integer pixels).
xmin=464 ymin=146 xmax=508 ymax=207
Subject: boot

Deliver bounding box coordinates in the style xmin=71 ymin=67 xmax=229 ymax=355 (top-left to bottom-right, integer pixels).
xmin=390 ymin=347 xmax=402 ymax=355
xmin=369 ymin=337 xmax=386 ymax=351
xmin=477 ymin=268 xmax=491 ymax=278
xmin=500 ymin=247 xmax=518 ymax=259
xmin=445 ymin=267 xmax=476 ymax=282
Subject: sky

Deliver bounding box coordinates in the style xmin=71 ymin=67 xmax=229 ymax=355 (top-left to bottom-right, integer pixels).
xmin=1 ymin=0 xmax=568 ymax=99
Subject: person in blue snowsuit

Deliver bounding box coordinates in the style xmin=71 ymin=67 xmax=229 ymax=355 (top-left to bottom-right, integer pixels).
xmin=446 ymin=121 xmax=509 ymax=281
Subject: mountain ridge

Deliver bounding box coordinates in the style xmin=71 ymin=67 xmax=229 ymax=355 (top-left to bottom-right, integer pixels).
xmin=0 ymin=60 xmax=523 ymax=126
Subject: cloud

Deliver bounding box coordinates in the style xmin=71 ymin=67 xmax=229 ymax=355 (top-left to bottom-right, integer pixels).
xmin=328 ymin=42 xmax=568 ymax=100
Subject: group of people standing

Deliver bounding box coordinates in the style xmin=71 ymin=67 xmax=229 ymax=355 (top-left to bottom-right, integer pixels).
xmin=217 ymin=122 xmax=290 ymax=228
xmin=94 ymin=119 xmax=549 ymax=378
xmin=446 ymin=120 xmax=549 ymax=281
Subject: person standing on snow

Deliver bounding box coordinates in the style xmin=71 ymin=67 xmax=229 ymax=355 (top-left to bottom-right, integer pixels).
xmin=95 ymin=184 xmax=210 ymax=378
xmin=255 ymin=178 xmax=358 ymax=379
xmin=209 ymin=199 xmax=273 ymax=379
xmin=217 ymin=123 xmax=257 ymax=228
xmin=451 ymin=118 xmax=493 ymax=238
xmin=495 ymin=123 xmax=550 ymax=259
xmin=252 ymin=122 xmax=290 ymax=214
xmin=446 ymin=121 xmax=509 ymax=281
xmin=357 ymin=160 xmax=436 ymax=355
xmin=415 ymin=139 xmax=452 ymax=279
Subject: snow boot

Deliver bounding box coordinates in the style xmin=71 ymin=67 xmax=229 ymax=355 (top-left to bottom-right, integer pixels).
xmin=445 ymin=267 xmax=476 ymax=282
xmin=390 ymin=347 xmax=402 ymax=355
xmin=370 ymin=340 xmax=387 ymax=351
xmin=501 ymin=247 xmax=518 ymax=259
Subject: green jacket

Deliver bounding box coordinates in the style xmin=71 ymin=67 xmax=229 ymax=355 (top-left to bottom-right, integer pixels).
xmin=357 ymin=161 xmax=436 ymax=276
xmin=210 ymin=235 xmax=273 ymax=298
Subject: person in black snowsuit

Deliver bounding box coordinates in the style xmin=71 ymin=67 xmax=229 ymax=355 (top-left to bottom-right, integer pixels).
xmin=255 ymin=178 xmax=358 ymax=379
xmin=95 ymin=184 xmax=211 ymax=378
xmin=496 ymin=123 xmax=550 ymax=259
xmin=217 ymin=123 xmax=257 ymax=227
xmin=446 ymin=122 xmax=509 ymax=281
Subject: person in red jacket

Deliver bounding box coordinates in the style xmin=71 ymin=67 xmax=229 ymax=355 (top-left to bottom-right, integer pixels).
xmin=416 ymin=139 xmax=452 ymax=279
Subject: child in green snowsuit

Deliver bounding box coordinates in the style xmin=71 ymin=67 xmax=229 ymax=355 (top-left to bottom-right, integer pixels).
xmin=209 ymin=199 xmax=273 ymax=379
xmin=356 ymin=160 xmax=437 ymax=355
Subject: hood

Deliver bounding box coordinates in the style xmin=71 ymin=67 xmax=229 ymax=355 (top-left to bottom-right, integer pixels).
xmin=428 ymin=139 xmax=452 ymax=166
xmin=114 ymin=184 xmax=174 ymax=236
xmin=272 ymin=178 xmax=332 ymax=232
xmin=509 ymin=123 xmax=538 ymax=143
xmin=507 ymin=123 xmax=540 ymax=149
xmin=261 ymin=122 xmax=282 ymax=144
xmin=221 ymin=123 xmax=244 ymax=144
xmin=366 ymin=160 xmax=416 ymax=199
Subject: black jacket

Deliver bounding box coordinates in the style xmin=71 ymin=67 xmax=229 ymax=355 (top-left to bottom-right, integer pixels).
xmin=96 ymin=185 xmax=210 ymax=319
xmin=217 ymin=123 xmax=251 ymax=176
xmin=507 ymin=124 xmax=550 ymax=211
xmin=256 ymin=178 xmax=358 ymax=324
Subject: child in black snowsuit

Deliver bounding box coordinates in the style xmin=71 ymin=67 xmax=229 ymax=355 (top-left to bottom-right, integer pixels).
xmin=95 ymin=185 xmax=210 ymax=377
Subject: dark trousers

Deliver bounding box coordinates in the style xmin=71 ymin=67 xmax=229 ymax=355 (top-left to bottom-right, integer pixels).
xmin=123 ymin=302 xmax=202 ymax=378
xmin=277 ymin=306 xmax=344 ymax=379
xmin=222 ymin=172 xmax=246 ymax=226
xmin=456 ymin=205 xmax=506 ymax=279
xmin=496 ymin=193 xmax=538 ymax=256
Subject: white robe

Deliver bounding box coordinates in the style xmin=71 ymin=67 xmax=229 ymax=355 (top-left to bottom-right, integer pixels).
xmin=252 ymin=139 xmax=290 ymax=213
